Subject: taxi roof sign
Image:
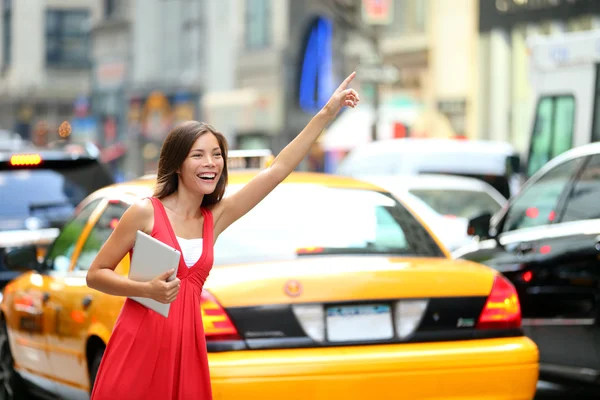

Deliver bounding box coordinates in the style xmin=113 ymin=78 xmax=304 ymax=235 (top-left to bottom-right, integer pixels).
xmin=228 ymin=149 xmax=273 ymax=170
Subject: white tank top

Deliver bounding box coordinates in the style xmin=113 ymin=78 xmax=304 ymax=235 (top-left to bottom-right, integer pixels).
xmin=176 ymin=236 xmax=203 ymax=267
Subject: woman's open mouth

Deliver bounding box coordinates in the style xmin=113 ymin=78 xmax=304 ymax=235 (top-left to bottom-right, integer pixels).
xmin=197 ymin=173 xmax=217 ymax=181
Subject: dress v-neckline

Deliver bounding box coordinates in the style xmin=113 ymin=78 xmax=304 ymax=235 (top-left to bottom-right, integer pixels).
xmin=155 ymin=199 xmax=208 ymax=270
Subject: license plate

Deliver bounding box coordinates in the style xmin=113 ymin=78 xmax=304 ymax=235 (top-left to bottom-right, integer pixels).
xmin=326 ymin=304 xmax=394 ymax=342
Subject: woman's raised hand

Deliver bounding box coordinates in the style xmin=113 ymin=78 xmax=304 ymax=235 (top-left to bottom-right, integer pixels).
xmin=321 ymin=71 xmax=360 ymax=119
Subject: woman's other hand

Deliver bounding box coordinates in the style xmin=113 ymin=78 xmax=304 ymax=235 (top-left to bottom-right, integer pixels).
xmin=146 ymin=269 xmax=181 ymax=304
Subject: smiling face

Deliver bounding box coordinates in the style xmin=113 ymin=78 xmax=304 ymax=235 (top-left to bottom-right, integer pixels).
xmin=178 ymin=132 xmax=225 ymax=196
xmin=153 ymin=121 xmax=229 ymax=206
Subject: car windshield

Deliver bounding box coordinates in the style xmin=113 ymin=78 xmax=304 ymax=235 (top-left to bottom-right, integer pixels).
xmin=214 ymin=184 xmax=444 ymax=266
xmin=0 ymin=159 xmax=113 ymax=228
xmin=408 ymin=188 xmax=503 ymax=219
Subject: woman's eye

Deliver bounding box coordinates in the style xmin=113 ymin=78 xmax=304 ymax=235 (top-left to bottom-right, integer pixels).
xmin=214 ymin=153 xmax=222 ymax=157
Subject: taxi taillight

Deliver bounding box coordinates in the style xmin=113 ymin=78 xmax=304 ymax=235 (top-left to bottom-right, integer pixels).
xmin=296 ymin=247 xmax=324 ymax=255
xmin=200 ymin=290 xmax=240 ymax=341
xmin=477 ymin=275 xmax=521 ymax=330
xmin=10 ymin=154 xmax=42 ymax=166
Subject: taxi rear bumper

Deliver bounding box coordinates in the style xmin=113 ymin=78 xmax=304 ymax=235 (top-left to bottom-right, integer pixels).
xmin=209 ymin=336 xmax=539 ymax=400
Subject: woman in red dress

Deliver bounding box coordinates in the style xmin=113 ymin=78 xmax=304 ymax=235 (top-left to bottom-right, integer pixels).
xmin=85 ymin=73 xmax=359 ymax=399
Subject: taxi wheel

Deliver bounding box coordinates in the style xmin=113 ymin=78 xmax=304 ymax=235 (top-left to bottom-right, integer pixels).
xmin=0 ymin=322 xmax=26 ymax=400
xmin=89 ymin=347 xmax=104 ymax=394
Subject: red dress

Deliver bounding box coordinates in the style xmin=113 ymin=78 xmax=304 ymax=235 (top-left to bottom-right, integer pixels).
xmin=91 ymin=197 xmax=214 ymax=400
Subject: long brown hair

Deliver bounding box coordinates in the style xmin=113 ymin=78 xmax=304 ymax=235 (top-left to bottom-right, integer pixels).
xmin=152 ymin=121 xmax=229 ymax=207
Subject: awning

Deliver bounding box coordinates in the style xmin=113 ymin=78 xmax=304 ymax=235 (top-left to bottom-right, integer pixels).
xmin=201 ymin=88 xmax=283 ymax=136
xmin=320 ymin=104 xmax=422 ymax=152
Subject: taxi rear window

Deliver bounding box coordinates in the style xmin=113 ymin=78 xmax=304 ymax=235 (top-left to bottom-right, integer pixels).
xmin=422 ymin=172 xmax=511 ymax=200
xmin=409 ymin=188 xmax=503 ymax=219
xmin=0 ymin=158 xmax=113 ymax=226
xmin=214 ymin=184 xmax=444 ymax=266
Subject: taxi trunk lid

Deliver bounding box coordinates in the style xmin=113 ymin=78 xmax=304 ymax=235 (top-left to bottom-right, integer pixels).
xmin=206 ymin=257 xmax=495 ymax=306
xmin=203 ymin=257 xmax=518 ymax=352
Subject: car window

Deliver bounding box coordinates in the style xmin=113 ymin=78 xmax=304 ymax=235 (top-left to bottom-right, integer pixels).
xmin=527 ymin=95 xmax=575 ymax=177
xmin=560 ymin=155 xmax=600 ymax=222
xmin=408 ymin=189 xmax=502 ymax=219
xmin=214 ymin=184 xmax=444 ymax=266
xmin=502 ymin=158 xmax=580 ymax=233
xmin=75 ymin=201 xmax=128 ymax=271
xmin=43 ymin=199 xmax=102 ymax=272
xmin=0 ymin=158 xmax=114 ymax=229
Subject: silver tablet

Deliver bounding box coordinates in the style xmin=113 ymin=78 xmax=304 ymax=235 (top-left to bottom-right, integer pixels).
xmin=128 ymin=230 xmax=181 ymax=318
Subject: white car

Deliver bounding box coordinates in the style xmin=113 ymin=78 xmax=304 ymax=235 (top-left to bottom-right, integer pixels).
xmin=335 ymin=137 xmax=523 ymax=199
xmin=364 ymin=174 xmax=507 ymax=251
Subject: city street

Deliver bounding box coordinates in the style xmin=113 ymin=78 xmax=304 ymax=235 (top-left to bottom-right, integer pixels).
xmin=3 ymin=0 xmax=600 ymax=399
xmin=536 ymin=381 xmax=600 ymax=399
xmin=23 ymin=381 xmax=600 ymax=399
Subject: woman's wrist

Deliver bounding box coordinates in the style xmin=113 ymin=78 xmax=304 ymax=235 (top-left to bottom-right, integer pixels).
xmin=129 ymin=279 xmax=151 ymax=298
xmin=318 ymin=104 xmax=336 ymax=121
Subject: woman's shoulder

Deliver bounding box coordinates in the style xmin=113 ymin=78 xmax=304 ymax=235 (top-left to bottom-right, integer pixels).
xmin=130 ymin=198 xmax=155 ymax=216
xmin=121 ymin=198 xmax=155 ymax=234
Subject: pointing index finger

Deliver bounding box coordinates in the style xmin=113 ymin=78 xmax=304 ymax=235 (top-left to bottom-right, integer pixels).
xmin=337 ymin=71 xmax=356 ymax=91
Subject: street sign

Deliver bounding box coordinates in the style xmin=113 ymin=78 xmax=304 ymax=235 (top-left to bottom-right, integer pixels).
xmin=356 ymin=64 xmax=400 ymax=84
xmin=361 ymin=0 xmax=394 ymax=25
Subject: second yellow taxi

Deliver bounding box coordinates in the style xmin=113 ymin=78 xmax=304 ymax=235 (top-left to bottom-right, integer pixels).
xmin=0 ymin=166 xmax=538 ymax=399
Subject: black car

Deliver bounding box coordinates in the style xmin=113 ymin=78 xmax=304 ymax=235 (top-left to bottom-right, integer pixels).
xmin=454 ymin=142 xmax=600 ymax=385
xmin=0 ymin=141 xmax=114 ymax=287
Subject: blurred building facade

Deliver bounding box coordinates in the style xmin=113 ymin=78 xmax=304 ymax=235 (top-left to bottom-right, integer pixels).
xmin=201 ymin=0 xmax=350 ymax=155
xmin=111 ymin=0 xmax=240 ymax=178
xmin=477 ymin=0 xmax=600 ymax=154
xmin=118 ymin=0 xmax=354 ymax=172
xmin=0 ymin=0 xmax=102 ymax=143
xmin=90 ymin=0 xmax=132 ymax=180
xmin=201 ymin=0 xmax=287 ymax=152
xmin=112 ymin=0 xmax=483 ymax=174
xmin=331 ymin=0 xmax=478 ymax=144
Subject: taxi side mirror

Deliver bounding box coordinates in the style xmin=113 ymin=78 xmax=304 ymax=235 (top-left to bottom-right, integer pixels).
xmin=4 ymin=246 xmax=39 ymax=271
xmin=467 ymin=213 xmax=492 ymax=240
xmin=507 ymin=154 xmax=522 ymax=174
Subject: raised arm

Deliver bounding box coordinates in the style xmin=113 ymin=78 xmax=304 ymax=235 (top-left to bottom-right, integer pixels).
xmin=213 ymin=72 xmax=360 ymax=237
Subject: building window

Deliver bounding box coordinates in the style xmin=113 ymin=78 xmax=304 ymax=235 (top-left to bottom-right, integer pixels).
xmin=566 ymin=15 xmax=594 ymax=32
xmin=245 ymin=0 xmax=270 ymax=49
xmin=537 ymin=21 xmax=554 ymax=35
xmin=3 ymin=0 xmax=11 ymax=66
xmin=414 ymin=0 xmax=427 ymax=33
xmin=386 ymin=0 xmax=427 ymax=35
xmin=46 ymin=9 xmax=90 ymax=67
xmin=181 ymin=0 xmax=204 ymax=75
xmin=104 ymin=0 xmax=116 ymax=19
xmin=386 ymin=0 xmax=406 ymax=34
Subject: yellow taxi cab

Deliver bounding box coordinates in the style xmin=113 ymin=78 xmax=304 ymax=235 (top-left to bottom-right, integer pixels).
xmin=0 ymin=155 xmax=538 ymax=399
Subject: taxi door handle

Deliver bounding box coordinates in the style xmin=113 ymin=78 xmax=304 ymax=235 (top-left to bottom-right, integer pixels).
xmin=516 ymin=243 xmax=534 ymax=256
xmin=82 ymin=295 xmax=93 ymax=310
xmin=594 ymin=235 xmax=600 ymax=251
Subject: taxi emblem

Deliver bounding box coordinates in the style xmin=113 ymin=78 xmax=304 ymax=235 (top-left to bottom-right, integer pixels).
xmin=284 ymin=280 xmax=302 ymax=297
